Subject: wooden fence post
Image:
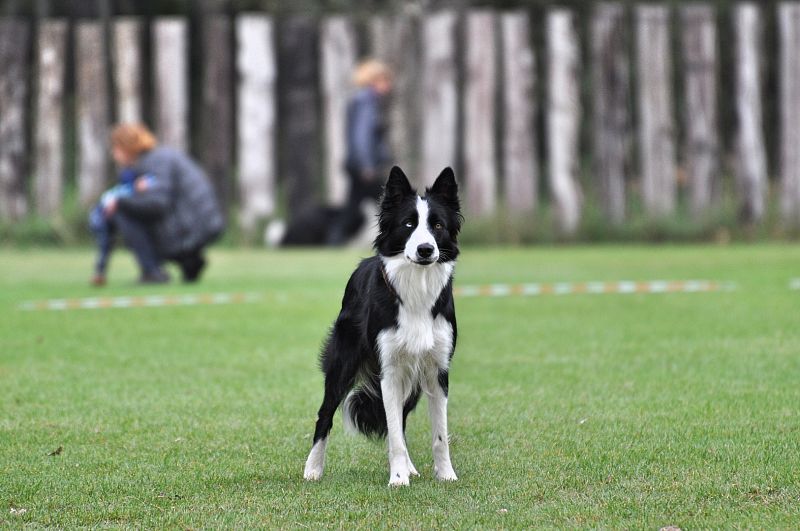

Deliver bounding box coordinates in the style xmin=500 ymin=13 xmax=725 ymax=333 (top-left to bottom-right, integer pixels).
xmin=153 ymin=17 xmax=188 ymax=151
xmin=591 ymin=2 xmax=629 ymax=224
xmin=201 ymin=15 xmax=233 ymax=211
xmin=76 ymin=21 xmax=111 ymax=207
xmin=464 ymin=9 xmax=498 ymax=217
xmin=464 ymin=9 xmax=497 ymax=217
xmin=278 ymin=15 xmax=320 ymax=216
xmin=779 ymin=2 xmax=800 ymax=227
xmin=33 ymin=19 xmax=67 ymax=218
xmin=635 ymin=5 xmax=677 ymax=218
xmin=420 ymin=10 xmax=458 ymax=185
xmin=734 ymin=3 xmax=767 ymax=223
xmin=112 ymin=17 xmax=142 ymax=124
xmin=236 ymin=14 xmax=276 ymax=235
xmin=681 ymin=4 xmax=720 ymax=219
xmin=501 ymin=10 xmax=537 ymax=215
xmin=369 ymin=16 xmax=391 ymax=59
xmin=0 ymin=18 xmax=31 ymax=221
xmin=547 ymin=9 xmax=582 ymax=235
xmin=369 ymin=13 xmax=421 ymax=185
xmin=320 ymin=15 xmax=357 ymax=207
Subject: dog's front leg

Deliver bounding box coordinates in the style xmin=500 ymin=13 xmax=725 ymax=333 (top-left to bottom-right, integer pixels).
xmin=428 ymin=370 xmax=457 ymax=481
xmin=381 ymin=370 xmax=411 ymax=486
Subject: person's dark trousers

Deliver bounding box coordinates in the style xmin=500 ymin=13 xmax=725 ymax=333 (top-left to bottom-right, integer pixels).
xmin=89 ymin=204 xmax=114 ymax=275
xmin=327 ymin=169 xmax=382 ymax=246
xmin=112 ymin=211 xmax=162 ymax=276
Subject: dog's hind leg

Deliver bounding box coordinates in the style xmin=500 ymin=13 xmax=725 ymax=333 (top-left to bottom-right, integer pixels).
xmin=427 ymin=369 xmax=457 ymax=481
xmin=304 ymin=330 xmax=360 ymax=481
xmin=304 ymin=370 xmax=353 ymax=481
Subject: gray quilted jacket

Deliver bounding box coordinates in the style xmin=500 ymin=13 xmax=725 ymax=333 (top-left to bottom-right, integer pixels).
xmin=117 ymin=147 xmax=224 ymax=257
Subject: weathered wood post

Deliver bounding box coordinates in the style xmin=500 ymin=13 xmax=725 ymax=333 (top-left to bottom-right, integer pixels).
xmin=33 ymin=19 xmax=68 ymax=218
xmin=635 ymin=5 xmax=677 ymax=218
xmin=201 ymin=15 xmax=233 ymax=211
xmin=369 ymin=12 xmax=421 ymax=185
xmin=734 ymin=3 xmax=767 ymax=223
xmin=153 ymin=17 xmax=188 ymax=151
xmin=591 ymin=2 xmax=629 ymax=224
xmin=464 ymin=10 xmax=497 ymax=217
xmin=76 ymin=21 xmax=111 ymax=207
xmin=112 ymin=17 xmax=142 ymax=124
xmin=0 ymin=18 xmax=31 ymax=221
xmin=420 ymin=10 xmax=458 ymax=184
xmin=501 ymin=10 xmax=538 ymax=215
xmin=278 ymin=15 xmax=321 ymax=216
xmin=369 ymin=16 xmax=391 ymax=59
xmin=779 ymin=2 xmax=800 ymax=227
xmin=320 ymin=15 xmax=357 ymax=206
xmin=236 ymin=14 xmax=277 ymax=236
xmin=681 ymin=4 xmax=720 ymax=219
xmin=547 ymin=9 xmax=582 ymax=235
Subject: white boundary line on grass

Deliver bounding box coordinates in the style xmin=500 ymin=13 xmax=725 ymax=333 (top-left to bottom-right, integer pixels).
xmin=453 ymin=280 xmax=738 ymax=298
xmin=15 ymin=278 xmax=752 ymax=310
xmin=19 ymin=292 xmax=262 ymax=311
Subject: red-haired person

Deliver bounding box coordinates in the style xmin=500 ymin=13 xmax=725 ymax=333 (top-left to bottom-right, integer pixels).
xmin=98 ymin=124 xmax=224 ymax=284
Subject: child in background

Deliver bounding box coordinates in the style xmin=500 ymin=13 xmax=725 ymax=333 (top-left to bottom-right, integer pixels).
xmin=88 ymin=168 xmax=154 ymax=286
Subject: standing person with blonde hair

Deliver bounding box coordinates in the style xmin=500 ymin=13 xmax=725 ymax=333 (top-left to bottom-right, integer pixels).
xmin=327 ymin=59 xmax=394 ymax=245
xmin=98 ymin=123 xmax=224 ymax=284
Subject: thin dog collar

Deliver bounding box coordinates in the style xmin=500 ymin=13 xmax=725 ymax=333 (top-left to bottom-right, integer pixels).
xmin=380 ymin=262 xmax=402 ymax=305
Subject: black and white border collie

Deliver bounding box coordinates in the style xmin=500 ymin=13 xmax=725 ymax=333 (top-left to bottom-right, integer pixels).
xmin=303 ymin=166 xmax=463 ymax=486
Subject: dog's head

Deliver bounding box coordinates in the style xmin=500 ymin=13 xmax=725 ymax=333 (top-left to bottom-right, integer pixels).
xmin=374 ymin=166 xmax=463 ymax=265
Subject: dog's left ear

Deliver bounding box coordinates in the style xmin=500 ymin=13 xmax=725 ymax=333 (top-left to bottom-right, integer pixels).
xmin=383 ymin=166 xmax=414 ymax=204
xmin=427 ymin=167 xmax=460 ymax=212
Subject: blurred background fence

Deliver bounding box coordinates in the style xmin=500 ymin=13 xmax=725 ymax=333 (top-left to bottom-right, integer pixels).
xmin=1 ymin=0 xmax=800 ymax=243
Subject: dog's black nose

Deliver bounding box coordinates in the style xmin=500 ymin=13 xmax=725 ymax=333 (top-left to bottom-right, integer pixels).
xmin=417 ymin=243 xmax=435 ymax=259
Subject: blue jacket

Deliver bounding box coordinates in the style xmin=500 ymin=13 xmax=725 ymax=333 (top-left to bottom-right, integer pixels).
xmin=345 ymin=87 xmax=391 ymax=176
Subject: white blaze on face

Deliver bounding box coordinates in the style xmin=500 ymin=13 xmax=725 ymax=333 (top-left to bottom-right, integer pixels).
xmin=405 ymin=197 xmax=439 ymax=263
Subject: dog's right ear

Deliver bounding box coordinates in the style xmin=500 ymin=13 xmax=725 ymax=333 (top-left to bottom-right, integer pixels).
xmin=382 ymin=166 xmax=414 ymax=203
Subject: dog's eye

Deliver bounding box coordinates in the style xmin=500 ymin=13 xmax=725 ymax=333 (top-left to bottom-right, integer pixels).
xmin=404 ymin=220 xmax=414 ymax=228
xmin=434 ymin=223 xmax=443 ymax=231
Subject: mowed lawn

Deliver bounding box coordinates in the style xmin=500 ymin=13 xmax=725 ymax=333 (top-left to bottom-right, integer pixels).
xmin=1 ymin=244 xmax=800 ymax=528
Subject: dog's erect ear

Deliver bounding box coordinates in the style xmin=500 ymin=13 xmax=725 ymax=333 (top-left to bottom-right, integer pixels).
xmin=382 ymin=166 xmax=414 ymax=202
xmin=427 ymin=167 xmax=460 ymax=210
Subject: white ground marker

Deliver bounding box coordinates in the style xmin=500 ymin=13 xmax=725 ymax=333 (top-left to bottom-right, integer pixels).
xmin=20 ymin=292 xmax=261 ymax=311
xmin=790 ymin=279 xmax=800 ymax=291
xmin=453 ymin=280 xmax=737 ymax=298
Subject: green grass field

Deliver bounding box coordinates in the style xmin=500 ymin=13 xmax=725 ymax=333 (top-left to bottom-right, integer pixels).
xmin=2 ymin=244 xmax=800 ymax=528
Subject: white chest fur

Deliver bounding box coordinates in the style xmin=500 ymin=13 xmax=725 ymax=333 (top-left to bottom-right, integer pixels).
xmin=377 ymin=257 xmax=455 ymax=394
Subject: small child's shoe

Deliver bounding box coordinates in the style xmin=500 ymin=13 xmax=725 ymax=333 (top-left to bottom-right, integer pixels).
xmin=91 ymin=274 xmax=107 ymax=287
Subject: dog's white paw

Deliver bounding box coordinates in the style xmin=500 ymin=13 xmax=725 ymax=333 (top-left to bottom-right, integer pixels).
xmin=303 ymin=464 xmax=324 ymax=481
xmin=304 ymin=439 xmax=327 ymax=481
xmin=434 ymin=464 xmax=458 ymax=482
xmin=388 ymin=454 xmax=412 ymax=486
xmin=388 ymin=470 xmax=411 ymax=487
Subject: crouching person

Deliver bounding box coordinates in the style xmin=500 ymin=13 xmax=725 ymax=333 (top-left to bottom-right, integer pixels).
xmin=101 ymin=123 xmax=224 ymax=284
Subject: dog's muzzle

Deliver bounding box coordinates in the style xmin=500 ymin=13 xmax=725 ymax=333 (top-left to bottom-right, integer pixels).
xmin=413 ymin=243 xmax=437 ymax=265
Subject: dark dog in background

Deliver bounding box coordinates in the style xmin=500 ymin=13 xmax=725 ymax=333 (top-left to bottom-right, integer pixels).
xmin=265 ymin=203 xmax=373 ymax=247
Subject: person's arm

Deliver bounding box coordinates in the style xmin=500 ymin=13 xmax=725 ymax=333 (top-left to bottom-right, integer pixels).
xmin=115 ymin=155 xmax=173 ymax=220
xmin=350 ymin=95 xmax=379 ymax=179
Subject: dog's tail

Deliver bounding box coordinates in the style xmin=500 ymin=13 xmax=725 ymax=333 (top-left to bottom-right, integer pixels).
xmin=342 ymin=374 xmax=387 ymax=438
